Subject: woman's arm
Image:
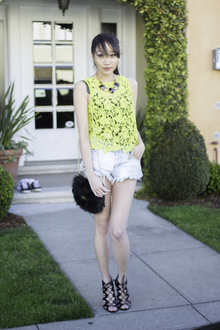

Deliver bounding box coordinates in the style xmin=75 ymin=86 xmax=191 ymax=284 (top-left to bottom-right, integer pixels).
xmin=74 ymin=81 xmax=109 ymax=197
xmin=128 ymin=78 xmax=145 ymax=160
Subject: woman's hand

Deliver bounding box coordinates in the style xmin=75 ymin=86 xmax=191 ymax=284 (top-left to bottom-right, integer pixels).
xmin=129 ymin=142 xmax=145 ymax=160
xmin=87 ymin=173 xmax=110 ymax=198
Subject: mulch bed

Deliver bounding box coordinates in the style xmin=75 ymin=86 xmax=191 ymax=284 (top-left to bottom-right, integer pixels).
xmin=0 ymin=213 xmax=27 ymax=231
xmin=149 ymin=194 xmax=220 ymax=208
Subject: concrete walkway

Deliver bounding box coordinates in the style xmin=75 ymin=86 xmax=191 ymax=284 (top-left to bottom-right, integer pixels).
xmin=6 ymin=198 xmax=220 ymax=330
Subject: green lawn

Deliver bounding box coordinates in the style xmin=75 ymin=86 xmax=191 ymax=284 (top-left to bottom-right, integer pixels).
xmin=0 ymin=226 xmax=93 ymax=329
xmin=148 ymin=204 xmax=220 ymax=253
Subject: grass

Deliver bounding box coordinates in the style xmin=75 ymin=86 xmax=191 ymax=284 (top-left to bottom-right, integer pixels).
xmin=0 ymin=226 xmax=93 ymax=329
xmin=148 ymin=204 xmax=220 ymax=253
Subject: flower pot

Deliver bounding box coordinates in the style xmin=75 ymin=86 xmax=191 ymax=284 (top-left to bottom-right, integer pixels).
xmin=0 ymin=149 xmax=23 ymax=183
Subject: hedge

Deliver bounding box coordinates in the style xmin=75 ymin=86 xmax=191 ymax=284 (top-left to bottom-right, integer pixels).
xmin=117 ymin=0 xmax=188 ymax=195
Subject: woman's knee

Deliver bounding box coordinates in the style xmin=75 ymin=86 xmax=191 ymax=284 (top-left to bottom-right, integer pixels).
xmin=110 ymin=225 xmax=126 ymax=241
xmin=95 ymin=217 xmax=110 ymax=236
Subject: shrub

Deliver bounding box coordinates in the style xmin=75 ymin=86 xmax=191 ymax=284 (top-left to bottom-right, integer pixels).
xmin=136 ymin=106 xmax=147 ymax=145
xmin=149 ymin=117 xmax=210 ymax=201
xmin=117 ymin=0 xmax=188 ymax=195
xmin=0 ymin=165 xmax=14 ymax=220
xmin=205 ymin=161 xmax=220 ymax=194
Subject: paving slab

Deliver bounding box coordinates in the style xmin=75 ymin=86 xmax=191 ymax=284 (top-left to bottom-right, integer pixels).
xmin=128 ymin=200 xmax=206 ymax=253
xmin=9 ymin=202 xmax=76 ymax=217
xmin=141 ymin=248 xmax=220 ymax=304
xmin=37 ymin=305 xmax=209 ymax=330
xmin=59 ymin=254 xmax=189 ymax=316
xmin=193 ymin=301 xmax=220 ymax=324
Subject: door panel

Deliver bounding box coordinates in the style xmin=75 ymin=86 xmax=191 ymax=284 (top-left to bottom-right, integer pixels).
xmin=20 ymin=6 xmax=87 ymax=161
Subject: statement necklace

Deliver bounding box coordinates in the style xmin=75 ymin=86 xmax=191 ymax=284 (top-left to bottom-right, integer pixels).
xmin=96 ymin=74 xmax=120 ymax=94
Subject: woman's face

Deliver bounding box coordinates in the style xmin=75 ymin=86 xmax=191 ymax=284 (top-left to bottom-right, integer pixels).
xmin=93 ymin=43 xmax=119 ymax=78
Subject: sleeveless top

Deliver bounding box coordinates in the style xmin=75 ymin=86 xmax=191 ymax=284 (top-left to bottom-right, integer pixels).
xmin=83 ymin=75 xmax=138 ymax=153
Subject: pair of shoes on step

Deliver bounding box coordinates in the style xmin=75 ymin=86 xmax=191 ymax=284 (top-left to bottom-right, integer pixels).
xmin=102 ymin=275 xmax=131 ymax=313
xmin=17 ymin=178 xmax=41 ymax=193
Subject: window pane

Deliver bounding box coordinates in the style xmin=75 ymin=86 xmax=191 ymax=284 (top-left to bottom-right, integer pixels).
xmin=57 ymin=89 xmax=73 ymax=106
xmin=35 ymin=112 xmax=53 ymax=129
xmin=33 ymin=21 xmax=51 ymax=41
xmin=55 ymin=44 xmax=73 ymax=63
xmin=101 ymin=23 xmax=117 ymax=36
xmin=56 ymin=67 xmax=74 ymax=84
xmin=55 ymin=22 xmax=73 ymax=41
xmin=34 ymin=67 xmax=52 ymax=84
xmin=56 ymin=111 xmax=74 ymax=128
xmin=35 ymin=89 xmax=52 ymax=106
xmin=33 ymin=44 xmax=52 ymax=63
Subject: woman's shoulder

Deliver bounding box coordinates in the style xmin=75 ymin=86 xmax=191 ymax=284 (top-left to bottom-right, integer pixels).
xmin=118 ymin=75 xmax=137 ymax=86
xmin=74 ymin=79 xmax=91 ymax=97
xmin=74 ymin=80 xmax=86 ymax=91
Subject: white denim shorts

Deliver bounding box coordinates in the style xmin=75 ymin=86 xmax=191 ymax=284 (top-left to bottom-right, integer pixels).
xmin=81 ymin=149 xmax=143 ymax=185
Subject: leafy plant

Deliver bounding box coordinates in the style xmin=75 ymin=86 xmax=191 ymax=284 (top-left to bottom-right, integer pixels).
xmin=0 ymin=141 xmax=33 ymax=163
xmin=0 ymin=82 xmax=35 ymax=157
xmin=136 ymin=106 xmax=147 ymax=145
xmin=0 ymin=165 xmax=14 ymax=220
xmin=117 ymin=0 xmax=188 ymax=195
xmin=205 ymin=161 xmax=220 ymax=194
xmin=149 ymin=117 xmax=210 ymax=201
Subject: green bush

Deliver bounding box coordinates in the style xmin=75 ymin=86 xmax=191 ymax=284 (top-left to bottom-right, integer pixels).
xmin=0 ymin=165 xmax=14 ymax=220
xmin=149 ymin=117 xmax=210 ymax=201
xmin=205 ymin=161 xmax=220 ymax=194
xmin=117 ymin=0 xmax=188 ymax=195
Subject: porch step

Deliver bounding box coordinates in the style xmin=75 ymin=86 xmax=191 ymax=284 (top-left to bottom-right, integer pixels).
xmin=12 ymin=186 xmax=74 ymax=204
xmin=13 ymin=171 xmax=76 ymax=204
xmin=17 ymin=161 xmax=78 ymax=175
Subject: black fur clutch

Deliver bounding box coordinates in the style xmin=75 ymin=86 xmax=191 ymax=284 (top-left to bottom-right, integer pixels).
xmin=72 ymin=174 xmax=105 ymax=214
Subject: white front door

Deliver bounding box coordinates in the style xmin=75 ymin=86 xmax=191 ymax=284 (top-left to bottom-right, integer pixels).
xmin=20 ymin=6 xmax=87 ymax=161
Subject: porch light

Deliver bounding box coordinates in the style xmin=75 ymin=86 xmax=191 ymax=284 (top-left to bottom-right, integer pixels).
xmin=58 ymin=0 xmax=70 ymax=16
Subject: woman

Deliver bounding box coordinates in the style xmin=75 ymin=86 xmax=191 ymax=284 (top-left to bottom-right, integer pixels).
xmin=74 ymin=33 xmax=145 ymax=313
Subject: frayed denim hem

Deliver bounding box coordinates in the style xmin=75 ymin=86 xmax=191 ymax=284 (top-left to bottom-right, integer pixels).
xmin=111 ymin=174 xmax=143 ymax=185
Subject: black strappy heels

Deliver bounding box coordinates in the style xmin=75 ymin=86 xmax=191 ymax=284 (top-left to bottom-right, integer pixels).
xmin=102 ymin=276 xmax=118 ymax=313
xmin=115 ymin=275 xmax=131 ymax=310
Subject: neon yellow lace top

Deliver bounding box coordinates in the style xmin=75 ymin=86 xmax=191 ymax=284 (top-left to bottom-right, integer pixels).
xmin=84 ymin=75 xmax=138 ymax=153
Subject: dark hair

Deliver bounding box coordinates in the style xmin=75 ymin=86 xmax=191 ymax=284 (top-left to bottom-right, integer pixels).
xmin=91 ymin=33 xmax=120 ymax=75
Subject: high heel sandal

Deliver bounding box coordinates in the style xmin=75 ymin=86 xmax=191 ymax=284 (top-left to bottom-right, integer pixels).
xmin=115 ymin=275 xmax=131 ymax=310
xmin=102 ymin=276 xmax=118 ymax=313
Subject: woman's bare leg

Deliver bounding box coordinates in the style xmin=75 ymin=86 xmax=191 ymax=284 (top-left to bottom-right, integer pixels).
xmin=109 ymin=179 xmax=136 ymax=309
xmin=94 ymin=178 xmax=118 ymax=312
xmin=94 ymin=178 xmax=112 ymax=283
xmin=110 ymin=179 xmax=136 ymax=280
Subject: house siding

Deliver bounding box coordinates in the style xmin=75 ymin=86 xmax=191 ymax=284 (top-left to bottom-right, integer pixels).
xmin=187 ymin=0 xmax=220 ymax=162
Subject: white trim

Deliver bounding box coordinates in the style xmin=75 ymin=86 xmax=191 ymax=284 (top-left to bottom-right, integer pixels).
xmin=87 ymin=5 xmax=101 ymax=77
xmin=121 ymin=5 xmax=136 ymax=79
xmin=0 ymin=5 xmax=6 ymax=95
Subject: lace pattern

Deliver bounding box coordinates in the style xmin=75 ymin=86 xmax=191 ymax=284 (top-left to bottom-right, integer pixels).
xmin=84 ymin=76 xmax=138 ymax=153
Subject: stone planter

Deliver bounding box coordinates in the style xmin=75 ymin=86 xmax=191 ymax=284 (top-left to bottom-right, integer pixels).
xmin=0 ymin=149 xmax=23 ymax=182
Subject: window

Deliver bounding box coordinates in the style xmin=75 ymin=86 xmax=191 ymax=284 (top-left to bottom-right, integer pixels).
xmin=101 ymin=23 xmax=117 ymax=36
xmin=32 ymin=21 xmax=74 ymax=129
